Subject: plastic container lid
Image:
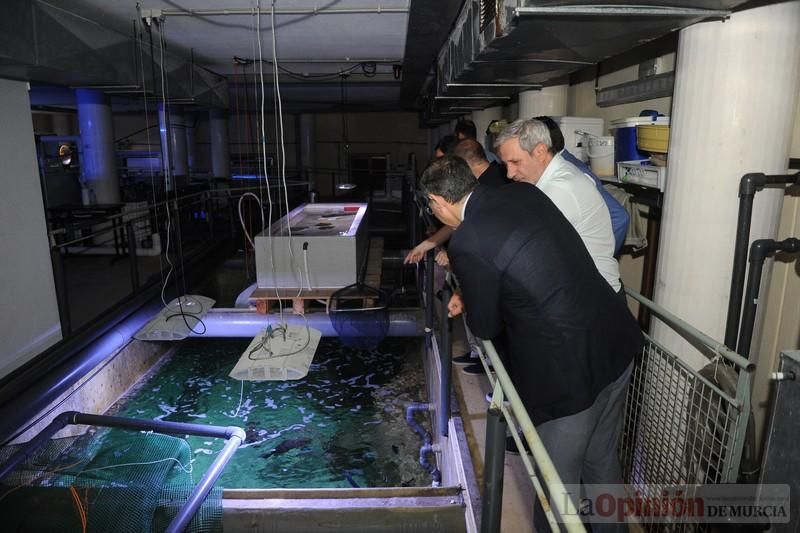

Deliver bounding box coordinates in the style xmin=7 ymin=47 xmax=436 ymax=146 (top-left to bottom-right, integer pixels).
xmin=610 ymin=116 xmax=670 ymax=129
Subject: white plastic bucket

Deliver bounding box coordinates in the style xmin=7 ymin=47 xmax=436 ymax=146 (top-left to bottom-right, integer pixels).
xmin=587 ymin=136 xmax=615 ymax=177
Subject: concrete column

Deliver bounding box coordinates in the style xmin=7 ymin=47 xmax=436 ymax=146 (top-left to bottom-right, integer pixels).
xmin=158 ymin=104 xmax=188 ymax=185
xmin=209 ymin=108 xmax=230 ymax=179
xmin=517 ymin=85 xmax=568 ymax=120
xmin=184 ymin=111 xmax=197 ymax=176
xmin=298 ymin=113 xmax=315 ymax=185
xmin=471 ymin=106 xmax=503 ymax=151
xmin=76 ymin=89 xmax=120 ymax=204
xmin=651 ymin=1 xmax=800 ymax=369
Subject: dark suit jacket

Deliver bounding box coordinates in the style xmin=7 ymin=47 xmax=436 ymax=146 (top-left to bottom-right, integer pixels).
xmin=449 ymin=182 xmax=643 ymax=424
xmin=477 ymin=161 xmax=510 ymax=187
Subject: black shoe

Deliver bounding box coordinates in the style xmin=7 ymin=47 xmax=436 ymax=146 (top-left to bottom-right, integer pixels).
xmin=462 ymin=363 xmax=487 ymax=375
xmin=485 ymin=392 xmax=511 ymax=407
xmin=506 ymin=435 xmax=531 ymax=455
xmin=452 ymin=352 xmax=477 ymax=365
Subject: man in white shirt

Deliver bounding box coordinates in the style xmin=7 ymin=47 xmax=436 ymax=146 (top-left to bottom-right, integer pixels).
xmin=495 ymin=118 xmax=621 ymax=293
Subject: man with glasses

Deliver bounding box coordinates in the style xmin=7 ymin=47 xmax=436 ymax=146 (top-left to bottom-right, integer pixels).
xmin=420 ymin=155 xmax=642 ymax=533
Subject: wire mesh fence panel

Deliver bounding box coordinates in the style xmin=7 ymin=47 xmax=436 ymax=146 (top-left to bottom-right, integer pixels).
xmin=619 ymin=334 xmax=747 ymax=533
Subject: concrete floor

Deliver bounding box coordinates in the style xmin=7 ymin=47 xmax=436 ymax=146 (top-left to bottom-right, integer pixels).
xmin=452 ymin=360 xmax=536 ymax=533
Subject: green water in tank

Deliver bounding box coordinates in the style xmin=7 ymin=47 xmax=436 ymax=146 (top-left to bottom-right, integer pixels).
xmin=107 ymin=337 xmax=429 ymax=489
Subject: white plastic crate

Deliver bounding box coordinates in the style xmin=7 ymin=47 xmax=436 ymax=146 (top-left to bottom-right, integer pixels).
xmin=616 ymin=160 xmax=666 ymax=192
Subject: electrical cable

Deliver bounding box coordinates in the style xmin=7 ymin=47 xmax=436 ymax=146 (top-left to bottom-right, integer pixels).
xmin=155 ymin=19 xmax=205 ymax=336
xmin=271 ymin=0 xmax=305 ymax=297
xmin=255 ymin=0 xmax=283 ymax=327
xmin=138 ymin=18 xmax=167 ymax=286
xmin=237 ymin=192 xmax=266 ymax=249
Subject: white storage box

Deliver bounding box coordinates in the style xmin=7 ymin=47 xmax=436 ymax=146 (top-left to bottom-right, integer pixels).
xmin=551 ymin=116 xmax=604 ymax=162
xmin=617 ymin=160 xmax=666 ymax=192
xmin=255 ymin=203 xmax=369 ymax=289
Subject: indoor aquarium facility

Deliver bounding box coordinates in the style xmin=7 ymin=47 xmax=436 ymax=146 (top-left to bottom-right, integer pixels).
xmin=1 ymin=1 xmax=800 ymax=532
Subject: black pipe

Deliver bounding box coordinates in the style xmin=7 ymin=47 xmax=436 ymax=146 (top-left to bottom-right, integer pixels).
xmin=126 ymin=221 xmax=140 ymax=290
xmin=439 ymin=283 xmax=452 ymax=438
xmin=425 ymin=249 xmax=435 ymax=348
xmin=737 ymin=238 xmax=800 ymax=359
xmin=0 ymin=411 xmax=71 ymax=481
xmin=0 ymin=241 xmax=231 ymax=444
xmin=725 ymin=172 xmax=800 ymax=350
xmin=0 ymin=411 xmax=245 ymax=533
xmin=481 ymin=407 xmax=507 ymax=533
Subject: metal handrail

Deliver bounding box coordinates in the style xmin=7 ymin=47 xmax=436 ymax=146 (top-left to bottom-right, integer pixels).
xmin=439 ymin=265 xmax=584 ymax=532
xmin=477 ymin=338 xmax=585 ymax=533
xmin=625 ymin=288 xmax=754 ymax=371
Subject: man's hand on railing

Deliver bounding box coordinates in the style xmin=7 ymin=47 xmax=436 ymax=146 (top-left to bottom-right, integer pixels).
xmin=435 ymin=250 xmax=449 ymax=268
xmin=404 ymin=240 xmax=436 ymax=264
xmin=448 ymin=291 xmax=464 ymax=318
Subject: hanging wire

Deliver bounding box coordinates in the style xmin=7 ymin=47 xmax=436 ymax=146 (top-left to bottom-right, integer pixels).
xmin=155 ymin=18 xmax=205 ymax=335
xmin=271 ymin=0 xmax=304 ymax=298
xmin=137 ymin=18 xmax=166 ymax=286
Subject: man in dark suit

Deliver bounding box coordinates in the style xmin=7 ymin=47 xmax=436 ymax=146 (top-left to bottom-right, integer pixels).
xmin=453 ymin=138 xmax=510 ymax=188
xmin=420 ymin=155 xmax=643 ymax=532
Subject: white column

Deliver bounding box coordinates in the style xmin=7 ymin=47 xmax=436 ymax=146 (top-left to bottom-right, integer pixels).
xmin=298 ymin=113 xmax=315 ymax=183
xmin=471 ymin=106 xmax=504 ymax=150
xmin=209 ymin=108 xmax=230 ymax=179
xmin=184 ymin=111 xmax=197 ymax=176
xmin=158 ymin=104 xmax=187 ymax=182
xmin=517 ymin=85 xmax=568 ymax=120
xmin=76 ymin=89 xmax=120 ymax=204
xmin=652 ymin=1 xmax=800 ymax=369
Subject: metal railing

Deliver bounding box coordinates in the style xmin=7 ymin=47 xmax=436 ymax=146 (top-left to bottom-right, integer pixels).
xmin=620 ymin=290 xmax=753 ymax=533
xmin=47 ymin=182 xmax=310 ymax=336
xmin=452 ymin=284 xmax=753 ymax=533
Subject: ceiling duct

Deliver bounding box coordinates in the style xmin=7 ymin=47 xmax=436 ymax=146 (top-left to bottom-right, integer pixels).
xmin=427 ymin=0 xmax=748 ymax=121
xmin=0 ymin=0 xmax=227 ymax=108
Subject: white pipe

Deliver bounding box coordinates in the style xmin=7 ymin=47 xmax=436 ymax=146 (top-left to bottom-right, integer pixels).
xmin=159 ymin=7 xmax=409 ymax=16
xmin=66 ymin=233 xmax=163 ymax=257
xmin=187 ymin=309 xmax=424 ymax=337
xmin=209 ymin=108 xmax=230 ymax=179
xmin=517 ymin=85 xmax=567 ymax=120
xmin=234 ymin=282 xmax=258 ymax=308
xmin=76 ymin=89 xmax=120 ymax=204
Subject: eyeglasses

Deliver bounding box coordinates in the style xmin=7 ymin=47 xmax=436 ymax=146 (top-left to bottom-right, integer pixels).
xmin=416 ymin=193 xmax=434 ymax=216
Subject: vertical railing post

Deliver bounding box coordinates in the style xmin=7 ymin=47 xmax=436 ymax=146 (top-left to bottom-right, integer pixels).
xmin=439 ymin=281 xmax=452 ymax=437
xmin=228 ymin=200 xmax=236 ymax=239
xmin=424 ymin=249 xmax=435 ymax=348
xmin=206 ymin=194 xmax=215 ymax=240
xmin=50 ymin=247 xmax=71 ymax=336
xmin=481 ymin=406 xmax=507 ymax=533
xmin=172 ymin=200 xmax=186 ymax=294
xmin=126 ymin=221 xmax=139 ymax=290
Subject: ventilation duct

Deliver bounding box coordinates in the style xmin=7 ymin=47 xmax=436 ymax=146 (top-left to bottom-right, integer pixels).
xmin=427 ymin=0 xmax=747 ymax=121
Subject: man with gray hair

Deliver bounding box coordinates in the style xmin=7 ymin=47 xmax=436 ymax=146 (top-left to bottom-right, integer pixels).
xmin=419 ymin=155 xmax=642 ymax=533
xmin=495 ymin=118 xmax=622 ymax=294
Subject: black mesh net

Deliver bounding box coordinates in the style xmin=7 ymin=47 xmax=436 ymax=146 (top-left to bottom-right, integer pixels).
xmin=328 ymin=283 xmax=390 ymax=350
xmin=0 ymin=429 xmax=222 ymax=533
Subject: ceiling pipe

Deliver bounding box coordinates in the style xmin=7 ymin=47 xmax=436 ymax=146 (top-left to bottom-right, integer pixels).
xmin=151 ymin=7 xmax=409 ymax=17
